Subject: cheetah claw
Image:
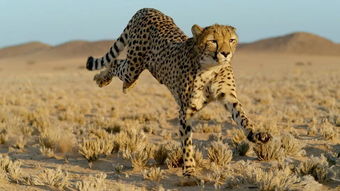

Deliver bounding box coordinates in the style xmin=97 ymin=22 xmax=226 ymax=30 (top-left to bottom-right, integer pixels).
xmin=247 ymin=131 xmax=272 ymax=144
xmin=183 ymin=168 xmax=196 ymax=177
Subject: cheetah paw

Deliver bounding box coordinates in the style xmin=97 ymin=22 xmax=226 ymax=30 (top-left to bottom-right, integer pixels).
xmin=182 ymin=167 xmax=196 ymax=177
xmin=93 ymin=73 xmax=112 ymax=87
xmin=247 ymin=131 xmax=272 ymax=144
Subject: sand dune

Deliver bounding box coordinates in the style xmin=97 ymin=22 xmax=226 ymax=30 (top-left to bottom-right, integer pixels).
xmin=0 ymin=40 xmax=114 ymax=61
xmin=0 ymin=42 xmax=51 ymax=58
xmin=239 ymin=32 xmax=340 ymax=56
xmin=30 ymin=40 xmax=114 ymax=60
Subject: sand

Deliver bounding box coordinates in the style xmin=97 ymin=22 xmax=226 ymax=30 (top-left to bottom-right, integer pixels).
xmin=0 ymin=36 xmax=339 ymax=190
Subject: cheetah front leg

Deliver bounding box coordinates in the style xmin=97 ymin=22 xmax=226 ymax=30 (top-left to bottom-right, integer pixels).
xmin=178 ymin=109 xmax=196 ymax=176
xmin=218 ymin=92 xmax=272 ymax=144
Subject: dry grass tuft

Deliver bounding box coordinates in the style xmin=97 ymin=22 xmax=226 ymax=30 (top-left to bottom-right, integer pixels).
xmin=33 ymin=166 xmax=69 ymax=190
xmin=207 ymin=163 xmax=229 ymax=189
xmin=307 ymin=124 xmax=318 ymax=136
xmin=252 ymin=166 xmax=301 ymax=191
xmin=28 ymin=109 xmax=51 ymax=133
xmin=0 ymin=155 xmax=22 ymax=182
xmin=113 ymin=129 xmax=147 ymax=159
xmin=235 ymin=141 xmax=251 ymax=156
xmin=39 ymin=146 xmax=55 ymax=158
xmin=78 ymin=128 xmax=116 ymax=163
xmin=0 ymin=128 xmax=8 ymax=144
xmin=207 ymin=141 xmax=232 ymax=167
xmin=319 ymin=123 xmax=337 ymax=140
xmin=297 ymin=154 xmax=332 ymax=182
xmin=231 ymin=128 xmax=246 ymax=145
xmin=193 ymin=149 xmax=206 ymax=171
xmin=253 ymin=138 xmax=285 ymax=161
xmin=153 ymin=144 xmax=168 ymax=165
xmin=234 ymin=161 xmax=307 ymax=191
xmin=143 ymin=167 xmax=164 ymax=182
xmin=165 ymin=142 xmax=183 ymax=169
xmin=230 ymin=128 xmax=250 ymax=156
xmin=78 ymin=137 xmax=112 ymax=163
xmin=11 ymin=135 xmax=27 ymax=151
xmin=281 ymin=133 xmax=305 ymax=156
xmin=76 ymin=173 xmax=107 ymax=191
xmin=130 ymin=149 xmax=150 ymax=171
xmin=39 ymin=127 xmax=75 ymax=156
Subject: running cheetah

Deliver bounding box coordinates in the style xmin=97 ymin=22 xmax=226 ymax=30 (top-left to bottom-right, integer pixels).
xmin=86 ymin=8 xmax=271 ymax=176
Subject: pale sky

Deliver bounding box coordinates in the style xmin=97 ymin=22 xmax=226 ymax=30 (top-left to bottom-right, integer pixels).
xmin=1 ymin=0 xmax=340 ymax=48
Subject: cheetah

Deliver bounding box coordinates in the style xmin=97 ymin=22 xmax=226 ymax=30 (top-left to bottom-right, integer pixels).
xmin=86 ymin=8 xmax=271 ymax=176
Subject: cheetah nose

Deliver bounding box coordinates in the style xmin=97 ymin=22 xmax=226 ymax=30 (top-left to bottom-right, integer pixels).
xmin=221 ymin=52 xmax=230 ymax=58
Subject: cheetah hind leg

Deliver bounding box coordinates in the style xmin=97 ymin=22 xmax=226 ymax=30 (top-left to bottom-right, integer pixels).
xmin=93 ymin=59 xmax=126 ymax=88
xmin=93 ymin=70 xmax=113 ymax=88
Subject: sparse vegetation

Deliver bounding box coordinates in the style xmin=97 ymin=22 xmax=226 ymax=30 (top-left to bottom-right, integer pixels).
xmin=143 ymin=167 xmax=164 ymax=182
xmin=130 ymin=149 xmax=150 ymax=170
xmin=153 ymin=144 xmax=168 ymax=165
xmin=76 ymin=173 xmax=107 ymax=191
xmin=165 ymin=142 xmax=183 ymax=169
xmin=33 ymin=167 xmax=69 ymax=190
xmin=297 ymin=154 xmax=332 ymax=182
xmin=247 ymin=166 xmax=302 ymax=191
xmin=253 ymin=138 xmax=285 ymax=161
xmin=207 ymin=141 xmax=233 ymax=167
xmin=0 ymin=50 xmax=338 ymax=190
xmin=281 ymin=133 xmax=305 ymax=156
xmin=0 ymin=155 xmax=22 ymax=183
xmin=235 ymin=141 xmax=250 ymax=156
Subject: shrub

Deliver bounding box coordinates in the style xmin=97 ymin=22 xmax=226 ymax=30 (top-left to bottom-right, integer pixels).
xmin=143 ymin=167 xmax=164 ymax=182
xmin=297 ymin=154 xmax=332 ymax=182
xmin=33 ymin=167 xmax=69 ymax=190
xmin=153 ymin=144 xmax=168 ymax=165
xmin=78 ymin=137 xmax=113 ymax=164
xmin=281 ymin=133 xmax=305 ymax=156
xmin=231 ymin=128 xmax=246 ymax=145
xmin=0 ymin=155 xmax=22 ymax=182
xmin=253 ymin=138 xmax=285 ymax=161
xmin=207 ymin=141 xmax=232 ymax=167
xmin=235 ymin=141 xmax=250 ymax=156
xmin=165 ymin=142 xmax=183 ymax=169
xmin=113 ymin=129 xmax=147 ymax=159
xmin=130 ymin=150 xmax=149 ymax=171
xmin=76 ymin=173 xmax=107 ymax=191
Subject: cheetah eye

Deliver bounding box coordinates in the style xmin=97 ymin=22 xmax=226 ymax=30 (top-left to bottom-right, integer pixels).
xmin=207 ymin=40 xmax=217 ymax=46
xmin=229 ymin=39 xmax=236 ymax=43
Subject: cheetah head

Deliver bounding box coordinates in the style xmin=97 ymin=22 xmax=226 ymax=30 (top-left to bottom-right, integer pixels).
xmin=192 ymin=24 xmax=238 ymax=68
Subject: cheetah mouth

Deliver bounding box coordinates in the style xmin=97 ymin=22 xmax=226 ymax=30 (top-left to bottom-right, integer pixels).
xmin=200 ymin=56 xmax=230 ymax=68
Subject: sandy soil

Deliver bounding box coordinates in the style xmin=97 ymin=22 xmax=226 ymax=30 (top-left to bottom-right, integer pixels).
xmin=0 ymin=51 xmax=339 ymax=190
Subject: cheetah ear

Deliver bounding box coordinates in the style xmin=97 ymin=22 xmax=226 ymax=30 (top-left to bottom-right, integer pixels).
xmin=229 ymin=26 xmax=237 ymax=32
xmin=191 ymin=24 xmax=203 ymax=38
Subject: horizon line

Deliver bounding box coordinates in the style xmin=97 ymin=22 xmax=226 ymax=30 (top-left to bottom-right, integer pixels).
xmin=1 ymin=30 xmax=338 ymax=49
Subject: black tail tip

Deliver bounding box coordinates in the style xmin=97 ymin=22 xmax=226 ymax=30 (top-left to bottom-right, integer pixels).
xmin=86 ymin=56 xmax=94 ymax=70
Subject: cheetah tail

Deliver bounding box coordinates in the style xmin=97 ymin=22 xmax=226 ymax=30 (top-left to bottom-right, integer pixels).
xmin=86 ymin=31 xmax=128 ymax=71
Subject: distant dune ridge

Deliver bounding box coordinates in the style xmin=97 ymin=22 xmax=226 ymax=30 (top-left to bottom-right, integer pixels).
xmin=0 ymin=40 xmax=114 ymax=60
xmin=0 ymin=42 xmax=51 ymax=58
xmin=238 ymin=32 xmax=340 ymax=56
xmin=0 ymin=32 xmax=339 ymax=60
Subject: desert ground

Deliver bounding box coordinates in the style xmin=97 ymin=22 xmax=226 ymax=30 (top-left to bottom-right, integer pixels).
xmin=0 ymin=33 xmax=339 ymax=191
